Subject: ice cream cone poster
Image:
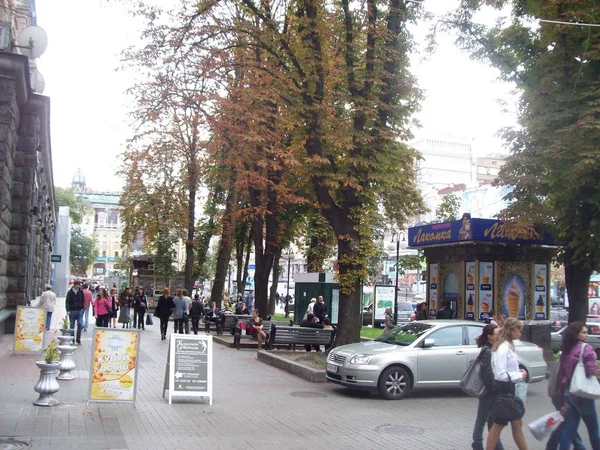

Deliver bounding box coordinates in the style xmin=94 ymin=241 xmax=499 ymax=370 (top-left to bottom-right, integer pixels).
xmin=478 ymin=262 xmax=494 ymax=320
xmin=534 ymin=264 xmax=548 ymax=319
xmin=89 ymin=329 xmax=140 ymax=403
xmin=465 ymin=262 xmax=476 ymax=320
xmin=13 ymin=306 xmax=47 ymax=353
xmin=429 ymin=263 xmax=439 ymax=315
xmin=502 ymin=275 xmax=526 ymax=319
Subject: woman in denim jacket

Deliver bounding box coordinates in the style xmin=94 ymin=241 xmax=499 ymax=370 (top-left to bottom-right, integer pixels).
xmin=472 ymin=324 xmax=503 ymax=450
xmin=557 ymin=322 xmax=600 ymax=450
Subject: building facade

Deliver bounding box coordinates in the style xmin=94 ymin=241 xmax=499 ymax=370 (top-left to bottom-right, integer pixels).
xmin=0 ymin=0 xmax=55 ymax=335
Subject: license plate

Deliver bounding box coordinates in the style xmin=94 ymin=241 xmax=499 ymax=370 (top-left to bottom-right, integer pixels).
xmin=327 ymin=364 xmax=338 ymax=373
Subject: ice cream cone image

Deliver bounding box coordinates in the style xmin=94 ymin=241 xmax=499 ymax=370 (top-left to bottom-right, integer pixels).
xmin=536 ymin=269 xmax=545 ymax=286
xmin=482 ymin=275 xmax=490 ymax=284
xmin=536 ymin=294 xmax=545 ymax=313
xmin=467 ymin=294 xmax=474 ymax=312
xmin=481 ymin=301 xmax=490 ymax=313
xmin=431 ymin=276 xmax=436 ymax=284
xmin=506 ymin=279 xmax=522 ymax=317
xmin=467 ymin=267 xmax=474 ymax=284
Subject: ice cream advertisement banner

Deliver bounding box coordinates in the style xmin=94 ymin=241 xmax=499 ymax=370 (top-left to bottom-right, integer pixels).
xmin=534 ymin=264 xmax=548 ymax=319
xmin=429 ymin=263 xmax=439 ymax=316
xmin=503 ymin=275 xmax=526 ymax=320
xmin=465 ymin=262 xmax=476 ymax=320
xmin=89 ymin=329 xmax=140 ymax=404
xmin=13 ymin=306 xmax=47 ymax=353
xmin=478 ymin=262 xmax=494 ymax=320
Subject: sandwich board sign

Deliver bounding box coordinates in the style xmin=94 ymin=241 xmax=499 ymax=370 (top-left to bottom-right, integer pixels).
xmin=13 ymin=305 xmax=47 ymax=353
xmin=163 ymin=334 xmax=212 ymax=405
xmin=87 ymin=328 xmax=141 ymax=407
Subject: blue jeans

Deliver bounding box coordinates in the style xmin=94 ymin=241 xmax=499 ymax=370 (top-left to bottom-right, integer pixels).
xmin=547 ymin=395 xmax=585 ymax=450
xmin=560 ymin=393 xmax=600 ymax=450
xmin=83 ymin=305 xmax=90 ymax=330
xmin=69 ymin=309 xmax=83 ymax=343
xmin=45 ymin=311 xmax=53 ymax=329
xmin=472 ymin=395 xmax=504 ymax=450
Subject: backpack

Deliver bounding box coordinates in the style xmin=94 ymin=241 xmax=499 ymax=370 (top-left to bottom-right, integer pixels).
xmin=548 ymin=360 xmax=561 ymax=399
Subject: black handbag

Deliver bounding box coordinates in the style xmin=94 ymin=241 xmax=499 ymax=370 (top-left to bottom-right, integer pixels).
xmin=491 ymin=378 xmax=525 ymax=422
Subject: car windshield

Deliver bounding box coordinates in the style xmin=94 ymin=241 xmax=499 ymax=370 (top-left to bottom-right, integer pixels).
xmin=375 ymin=322 xmax=433 ymax=346
xmin=398 ymin=302 xmax=413 ymax=311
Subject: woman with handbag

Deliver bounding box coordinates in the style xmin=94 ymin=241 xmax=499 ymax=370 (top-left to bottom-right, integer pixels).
xmin=155 ymin=288 xmax=175 ymax=340
xmin=486 ymin=318 xmax=528 ymax=450
xmin=556 ymin=322 xmax=600 ymax=450
xmin=133 ymin=287 xmax=148 ymax=330
xmin=471 ymin=324 xmax=504 ymax=450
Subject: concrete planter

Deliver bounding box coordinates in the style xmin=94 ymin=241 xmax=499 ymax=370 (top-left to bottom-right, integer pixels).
xmin=33 ymin=361 xmax=60 ymax=406
xmin=257 ymin=350 xmax=326 ymax=383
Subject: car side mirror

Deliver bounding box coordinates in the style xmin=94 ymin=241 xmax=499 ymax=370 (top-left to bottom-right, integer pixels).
xmin=422 ymin=338 xmax=435 ymax=348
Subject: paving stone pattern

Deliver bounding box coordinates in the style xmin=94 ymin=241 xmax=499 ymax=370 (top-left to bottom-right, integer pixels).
xmin=0 ymin=299 xmax=598 ymax=449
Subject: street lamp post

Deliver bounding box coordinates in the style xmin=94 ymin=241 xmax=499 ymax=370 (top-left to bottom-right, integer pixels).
xmin=393 ymin=230 xmax=407 ymax=325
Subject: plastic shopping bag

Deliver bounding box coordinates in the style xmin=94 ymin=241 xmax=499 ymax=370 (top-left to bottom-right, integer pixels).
xmin=528 ymin=411 xmax=563 ymax=441
xmin=515 ymin=382 xmax=528 ymax=403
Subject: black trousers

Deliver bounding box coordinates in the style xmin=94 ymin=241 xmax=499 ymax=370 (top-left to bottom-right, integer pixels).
xmin=191 ymin=317 xmax=200 ymax=334
xmin=159 ymin=316 xmax=169 ymax=336
xmin=96 ymin=314 xmax=110 ymax=328
xmin=205 ymin=317 xmax=221 ymax=333
xmin=137 ymin=310 xmax=145 ymax=329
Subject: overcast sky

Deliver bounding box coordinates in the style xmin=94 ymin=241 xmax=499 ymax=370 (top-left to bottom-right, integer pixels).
xmin=37 ymin=0 xmax=516 ymax=191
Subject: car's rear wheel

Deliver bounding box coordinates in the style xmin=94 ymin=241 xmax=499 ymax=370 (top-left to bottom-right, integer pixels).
xmin=378 ymin=366 xmax=411 ymax=400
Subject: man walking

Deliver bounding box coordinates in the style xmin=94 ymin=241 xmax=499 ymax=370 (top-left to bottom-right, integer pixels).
xmin=82 ymin=283 xmax=93 ymax=331
xmin=66 ymin=280 xmax=85 ymax=344
xmin=313 ymin=295 xmax=328 ymax=323
xmin=39 ymin=284 xmax=56 ymax=330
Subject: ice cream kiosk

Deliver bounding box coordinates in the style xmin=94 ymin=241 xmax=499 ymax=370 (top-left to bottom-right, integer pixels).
xmin=407 ymin=215 xmax=557 ymax=322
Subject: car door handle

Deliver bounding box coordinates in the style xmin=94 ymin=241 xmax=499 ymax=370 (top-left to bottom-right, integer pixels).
xmin=456 ymin=351 xmax=466 ymax=355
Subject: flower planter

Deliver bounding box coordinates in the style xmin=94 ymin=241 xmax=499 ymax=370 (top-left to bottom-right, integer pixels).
xmin=57 ymin=335 xmax=74 ymax=346
xmin=56 ymin=345 xmax=77 ymax=380
xmin=33 ymin=361 xmax=60 ymax=406
xmin=59 ymin=328 xmax=74 ymax=336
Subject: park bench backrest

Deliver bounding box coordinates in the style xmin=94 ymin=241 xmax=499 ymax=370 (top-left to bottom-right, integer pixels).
xmin=271 ymin=325 xmax=334 ymax=346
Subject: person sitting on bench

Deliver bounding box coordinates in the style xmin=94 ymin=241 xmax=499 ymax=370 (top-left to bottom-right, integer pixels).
xmin=300 ymin=313 xmax=324 ymax=352
xmin=248 ymin=309 xmax=266 ymax=350
xmin=205 ymin=301 xmax=222 ymax=333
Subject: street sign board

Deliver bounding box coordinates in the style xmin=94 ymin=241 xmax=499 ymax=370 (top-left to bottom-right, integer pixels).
xmin=13 ymin=305 xmax=46 ymax=353
xmin=164 ymin=334 xmax=212 ymax=405
xmin=50 ymin=254 xmax=61 ymax=262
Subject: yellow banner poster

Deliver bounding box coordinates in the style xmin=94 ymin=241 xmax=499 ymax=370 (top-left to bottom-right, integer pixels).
xmin=89 ymin=329 xmax=140 ymax=404
xmin=13 ymin=306 xmax=46 ymax=353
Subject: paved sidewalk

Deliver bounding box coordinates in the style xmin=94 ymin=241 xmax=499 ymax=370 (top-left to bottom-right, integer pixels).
xmin=1 ymin=299 xmax=598 ymax=449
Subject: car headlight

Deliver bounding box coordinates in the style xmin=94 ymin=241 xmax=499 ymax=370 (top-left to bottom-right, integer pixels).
xmin=349 ymin=354 xmax=373 ymax=365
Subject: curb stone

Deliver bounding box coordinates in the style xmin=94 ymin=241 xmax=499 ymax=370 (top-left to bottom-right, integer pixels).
xmin=257 ymin=350 xmax=326 ymax=382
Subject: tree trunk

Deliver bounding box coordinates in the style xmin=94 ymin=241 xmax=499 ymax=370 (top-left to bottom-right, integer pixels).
xmin=565 ymin=261 xmax=593 ymax=323
xmin=210 ymin=184 xmax=236 ymax=308
xmin=234 ymin=221 xmax=248 ymax=299
xmin=241 ymin=225 xmax=252 ymax=297
xmin=184 ymin=164 xmax=197 ymax=294
xmin=269 ymin=250 xmax=281 ymax=316
xmin=196 ymin=191 xmax=219 ymax=281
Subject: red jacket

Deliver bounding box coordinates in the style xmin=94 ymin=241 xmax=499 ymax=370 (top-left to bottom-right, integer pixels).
xmin=83 ymin=289 xmax=93 ymax=309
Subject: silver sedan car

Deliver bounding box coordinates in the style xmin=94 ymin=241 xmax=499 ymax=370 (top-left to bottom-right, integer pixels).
xmin=326 ymin=320 xmax=547 ymax=400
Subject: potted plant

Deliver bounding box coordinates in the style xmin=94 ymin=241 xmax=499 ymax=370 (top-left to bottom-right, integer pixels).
xmin=33 ymin=340 xmax=61 ymax=406
xmin=59 ymin=315 xmax=73 ymax=336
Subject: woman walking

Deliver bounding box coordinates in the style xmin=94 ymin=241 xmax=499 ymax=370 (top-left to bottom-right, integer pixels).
xmin=472 ymin=324 xmax=503 ymax=450
xmin=133 ymin=287 xmax=148 ymax=330
xmin=383 ymin=307 xmax=394 ymax=332
xmin=109 ymin=287 xmax=119 ymax=328
xmin=557 ymin=322 xmax=600 ymax=450
xmin=94 ymin=287 xmax=112 ymax=328
xmin=173 ymin=289 xmax=187 ymax=334
xmin=155 ymin=288 xmax=175 ymax=340
xmin=118 ymin=287 xmax=132 ymax=328
xmin=486 ymin=318 xmax=528 ymax=450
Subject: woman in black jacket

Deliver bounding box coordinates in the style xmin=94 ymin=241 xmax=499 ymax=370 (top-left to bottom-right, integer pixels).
xmin=472 ymin=324 xmax=504 ymax=450
xmin=154 ymin=288 xmax=175 ymax=340
xmin=133 ymin=287 xmax=148 ymax=330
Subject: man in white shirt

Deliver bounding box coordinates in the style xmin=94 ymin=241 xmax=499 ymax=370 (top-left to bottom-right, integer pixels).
xmin=39 ymin=284 xmax=56 ymax=330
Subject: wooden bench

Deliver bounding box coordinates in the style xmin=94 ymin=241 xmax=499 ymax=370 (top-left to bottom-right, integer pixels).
xmin=234 ymin=320 xmax=292 ymax=349
xmin=268 ymin=325 xmax=335 ymax=351
xmin=204 ymin=314 xmax=238 ymax=335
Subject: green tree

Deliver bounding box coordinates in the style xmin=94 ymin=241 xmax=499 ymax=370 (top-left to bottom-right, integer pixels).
xmin=445 ymin=0 xmax=600 ymax=322
xmin=70 ymin=229 xmax=97 ymax=276
xmin=54 ymin=187 xmax=89 ymax=225
xmin=153 ymin=224 xmax=180 ymax=285
xmin=436 ymin=193 xmax=461 ymax=222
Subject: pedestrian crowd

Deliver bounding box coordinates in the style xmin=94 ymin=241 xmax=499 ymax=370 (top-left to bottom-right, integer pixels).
xmin=467 ymin=318 xmax=600 ymax=450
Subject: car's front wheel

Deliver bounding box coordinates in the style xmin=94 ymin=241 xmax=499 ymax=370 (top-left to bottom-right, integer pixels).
xmin=378 ymin=366 xmax=411 ymax=400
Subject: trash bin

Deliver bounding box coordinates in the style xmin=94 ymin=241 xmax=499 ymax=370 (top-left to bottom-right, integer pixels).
xmin=521 ymin=320 xmax=552 ymax=361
